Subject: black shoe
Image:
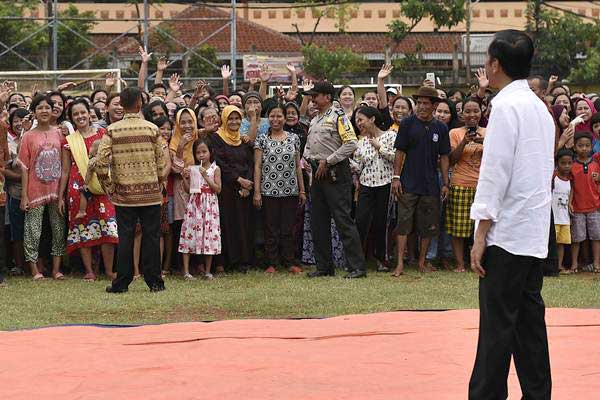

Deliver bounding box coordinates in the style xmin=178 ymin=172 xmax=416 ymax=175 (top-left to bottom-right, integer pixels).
xmin=344 ymin=271 xmax=367 ymax=279
xmin=307 ymin=270 xmax=335 ymax=278
xmin=106 ymin=285 xmax=128 ymax=293
xmin=149 ymin=285 xmax=165 ymax=292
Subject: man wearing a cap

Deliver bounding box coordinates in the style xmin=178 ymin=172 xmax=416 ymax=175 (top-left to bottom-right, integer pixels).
xmin=391 ymin=86 xmax=451 ymax=275
xmin=303 ymin=81 xmax=366 ymax=279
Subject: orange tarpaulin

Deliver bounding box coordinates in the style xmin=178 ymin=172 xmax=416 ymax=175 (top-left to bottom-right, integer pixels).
xmin=1 ymin=309 xmax=599 ymax=399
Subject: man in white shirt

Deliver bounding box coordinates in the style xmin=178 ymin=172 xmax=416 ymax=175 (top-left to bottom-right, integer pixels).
xmin=469 ymin=30 xmax=553 ymax=399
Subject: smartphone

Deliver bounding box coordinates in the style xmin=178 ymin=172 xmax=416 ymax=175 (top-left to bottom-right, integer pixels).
xmin=426 ymin=73 xmax=436 ymax=87
xmin=467 ymin=126 xmax=478 ymax=137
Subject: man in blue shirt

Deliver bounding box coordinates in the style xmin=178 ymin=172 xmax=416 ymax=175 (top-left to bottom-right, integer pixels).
xmin=391 ymin=86 xmax=450 ymax=276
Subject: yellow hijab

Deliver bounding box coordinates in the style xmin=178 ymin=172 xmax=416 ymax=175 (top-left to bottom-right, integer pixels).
xmin=169 ymin=108 xmax=198 ymax=165
xmin=217 ymin=105 xmax=242 ymax=146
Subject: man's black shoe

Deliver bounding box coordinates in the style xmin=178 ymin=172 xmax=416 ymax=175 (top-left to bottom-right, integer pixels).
xmin=149 ymin=285 xmax=165 ymax=292
xmin=307 ymin=270 xmax=335 ymax=278
xmin=344 ymin=271 xmax=367 ymax=279
xmin=106 ymin=285 xmax=128 ymax=293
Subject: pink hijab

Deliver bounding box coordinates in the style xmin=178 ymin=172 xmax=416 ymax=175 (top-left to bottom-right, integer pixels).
xmin=574 ymin=98 xmax=597 ymax=134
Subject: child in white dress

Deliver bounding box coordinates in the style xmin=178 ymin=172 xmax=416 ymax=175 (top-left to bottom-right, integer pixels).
xmin=179 ymin=138 xmax=222 ymax=280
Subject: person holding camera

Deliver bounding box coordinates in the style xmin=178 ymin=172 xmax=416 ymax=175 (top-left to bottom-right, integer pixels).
xmin=446 ymin=98 xmax=486 ymax=273
xmin=303 ymin=81 xmax=366 ymax=279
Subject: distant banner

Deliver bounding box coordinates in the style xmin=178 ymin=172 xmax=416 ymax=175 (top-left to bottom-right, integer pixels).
xmin=242 ymin=55 xmax=304 ymax=82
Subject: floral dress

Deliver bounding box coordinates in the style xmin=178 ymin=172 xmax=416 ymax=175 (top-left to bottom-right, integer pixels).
xmin=178 ymin=162 xmax=221 ymax=255
xmin=64 ymin=129 xmax=118 ymax=253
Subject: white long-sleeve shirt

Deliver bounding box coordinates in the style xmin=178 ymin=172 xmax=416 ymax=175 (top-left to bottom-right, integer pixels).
xmin=470 ymin=79 xmax=555 ymax=258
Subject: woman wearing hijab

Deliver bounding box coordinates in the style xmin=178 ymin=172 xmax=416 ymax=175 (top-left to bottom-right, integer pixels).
xmin=207 ymin=105 xmax=255 ymax=270
xmin=169 ymin=108 xmax=199 ymax=271
xmin=553 ymin=104 xmax=575 ymax=152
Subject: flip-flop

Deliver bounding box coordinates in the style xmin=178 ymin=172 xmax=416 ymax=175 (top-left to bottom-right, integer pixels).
xmin=391 ymin=270 xmax=404 ymax=277
xmin=33 ymin=273 xmax=45 ymax=281
xmin=83 ymin=273 xmax=96 ymax=281
xmin=53 ymin=272 xmax=65 ymax=280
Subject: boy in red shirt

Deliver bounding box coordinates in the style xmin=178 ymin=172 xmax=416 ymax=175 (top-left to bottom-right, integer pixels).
xmin=570 ymin=132 xmax=600 ymax=272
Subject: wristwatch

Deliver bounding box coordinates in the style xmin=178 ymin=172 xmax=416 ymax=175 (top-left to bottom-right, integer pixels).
xmin=392 ymin=175 xmax=401 ymax=180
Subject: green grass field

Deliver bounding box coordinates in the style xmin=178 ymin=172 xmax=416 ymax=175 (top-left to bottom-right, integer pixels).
xmin=1 ymin=269 xmax=599 ymax=330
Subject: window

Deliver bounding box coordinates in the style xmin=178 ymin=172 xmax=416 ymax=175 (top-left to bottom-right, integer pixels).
xmin=268 ymin=10 xmax=276 ymax=19
xmin=253 ymin=10 xmax=262 ymax=19
xmin=486 ymin=9 xmax=494 ymax=18
xmin=100 ymin=10 xmax=109 ymax=19
xmin=593 ymin=8 xmax=600 ymax=17
xmin=350 ymin=10 xmax=358 ymax=18
xmin=500 ymin=9 xmax=508 ymax=18
xmin=578 ymin=8 xmax=586 ymax=16
xmin=155 ymin=10 xmax=163 ymax=19
xmin=392 ymin=9 xmax=400 ymax=18
xmin=30 ymin=9 xmax=39 ymax=18
xmin=472 ymin=9 xmax=480 ymax=18
xmin=514 ymin=9 xmax=523 ymax=18
xmin=297 ymin=10 xmax=305 ymax=18
xmin=131 ymin=11 xmax=137 ymax=18
xmin=378 ymin=10 xmax=386 ymax=18
xmin=364 ymin=10 xmax=372 ymax=18
xmin=283 ymin=10 xmax=291 ymax=19
xmin=116 ymin=10 xmax=124 ymax=19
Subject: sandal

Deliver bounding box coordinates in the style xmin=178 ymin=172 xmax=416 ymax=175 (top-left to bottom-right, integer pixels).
xmin=183 ymin=273 xmax=196 ymax=281
xmin=391 ymin=269 xmax=404 ymax=277
xmin=83 ymin=273 xmax=96 ymax=281
xmin=33 ymin=273 xmax=45 ymax=281
xmin=204 ymin=273 xmax=214 ymax=280
xmin=53 ymin=272 xmax=65 ymax=280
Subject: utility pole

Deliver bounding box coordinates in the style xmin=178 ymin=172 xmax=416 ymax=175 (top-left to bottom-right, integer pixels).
xmin=231 ymin=0 xmax=237 ymax=91
xmin=465 ymin=0 xmax=472 ymax=85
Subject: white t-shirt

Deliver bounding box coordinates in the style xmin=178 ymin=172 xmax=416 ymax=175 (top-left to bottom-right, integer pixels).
xmin=552 ymin=175 xmax=571 ymax=225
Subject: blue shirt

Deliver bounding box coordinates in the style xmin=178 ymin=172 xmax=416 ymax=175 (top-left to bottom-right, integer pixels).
xmin=240 ymin=117 xmax=270 ymax=138
xmin=394 ymin=115 xmax=450 ymax=196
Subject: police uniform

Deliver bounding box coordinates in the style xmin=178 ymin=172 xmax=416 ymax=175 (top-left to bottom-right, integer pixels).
xmin=304 ymin=101 xmax=366 ymax=276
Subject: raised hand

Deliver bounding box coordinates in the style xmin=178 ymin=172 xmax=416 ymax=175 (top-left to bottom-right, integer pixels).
xmin=422 ymin=79 xmax=435 ymax=88
xmin=157 ymin=57 xmax=168 ymax=72
xmin=378 ymin=64 xmax=394 ymax=80
xmin=31 ymin=83 xmax=39 ymax=98
xmin=475 ymin=67 xmax=489 ymax=89
xmin=105 ymin=72 xmax=117 ymax=88
xmin=57 ymin=82 xmax=77 ymax=92
xmin=221 ymin=65 xmax=232 ymax=80
xmin=249 ymin=77 xmax=261 ymax=87
xmin=138 ymin=46 xmax=153 ymax=63
xmin=285 ymin=87 xmax=298 ymax=102
xmin=302 ymin=78 xmax=314 ymax=92
xmin=0 ymin=81 xmax=13 ymax=105
xmin=169 ymin=73 xmax=182 ymax=93
xmin=194 ymin=80 xmax=208 ymax=98
xmin=259 ymin=64 xmax=272 ymax=83
xmin=286 ymin=62 xmax=296 ymax=75
xmin=276 ymin=85 xmax=285 ymax=99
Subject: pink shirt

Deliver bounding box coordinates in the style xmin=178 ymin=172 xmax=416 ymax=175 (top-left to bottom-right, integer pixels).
xmin=17 ymin=128 xmax=64 ymax=208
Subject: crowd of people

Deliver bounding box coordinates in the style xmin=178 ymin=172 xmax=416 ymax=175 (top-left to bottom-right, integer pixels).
xmin=0 ymin=44 xmax=598 ymax=290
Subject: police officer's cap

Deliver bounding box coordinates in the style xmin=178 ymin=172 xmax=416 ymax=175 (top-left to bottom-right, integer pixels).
xmin=304 ymin=81 xmax=335 ymax=97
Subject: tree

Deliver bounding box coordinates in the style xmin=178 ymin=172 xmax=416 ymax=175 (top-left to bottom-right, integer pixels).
xmin=293 ymin=0 xmax=359 ymax=46
xmin=57 ymin=5 xmax=97 ymax=69
xmin=0 ymin=1 xmax=48 ymax=70
xmin=526 ymin=3 xmax=594 ymax=79
xmin=128 ymin=0 xmax=165 ymax=46
xmin=387 ymin=0 xmax=466 ymax=55
xmin=187 ymin=45 xmax=219 ymax=77
xmin=301 ymin=44 xmax=367 ymax=83
xmin=569 ymin=25 xmax=600 ymax=83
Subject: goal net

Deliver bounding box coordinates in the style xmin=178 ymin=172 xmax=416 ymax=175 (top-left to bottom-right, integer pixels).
xmin=0 ymin=69 xmax=122 ymax=96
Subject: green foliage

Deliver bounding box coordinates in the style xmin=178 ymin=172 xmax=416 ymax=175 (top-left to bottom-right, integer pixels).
xmin=301 ymin=44 xmax=368 ymax=83
xmin=57 ymin=4 xmax=97 ymax=69
xmin=569 ymin=25 xmax=600 ymax=83
xmin=89 ymin=54 xmax=110 ymax=69
xmin=526 ymin=3 xmax=594 ymax=79
xmin=387 ymin=0 xmax=466 ymax=46
xmin=293 ymin=0 xmax=359 ymax=45
xmin=0 ymin=1 xmax=48 ymax=70
xmin=149 ymin=22 xmax=177 ymax=56
xmin=187 ymin=45 xmax=219 ymax=77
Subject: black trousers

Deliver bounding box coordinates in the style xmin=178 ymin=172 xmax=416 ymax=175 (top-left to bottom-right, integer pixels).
xmin=469 ymin=246 xmax=551 ymax=400
xmin=263 ymin=196 xmax=298 ymax=267
xmin=356 ymin=184 xmax=390 ymax=263
xmin=113 ymin=205 xmax=164 ymax=291
xmin=310 ymin=162 xmax=365 ymax=273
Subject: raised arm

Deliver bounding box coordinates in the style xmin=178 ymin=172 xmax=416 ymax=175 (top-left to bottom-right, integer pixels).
xmin=286 ymin=63 xmax=298 ymax=93
xmin=221 ymin=65 xmax=232 ymax=97
xmin=137 ymin=46 xmax=152 ymax=89
xmin=155 ymin=56 xmax=168 ymax=85
xmin=377 ymin=64 xmax=393 ymax=110
xmin=258 ymin=64 xmax=271 ymax=100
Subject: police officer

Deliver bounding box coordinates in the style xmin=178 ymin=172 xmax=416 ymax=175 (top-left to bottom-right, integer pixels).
xmin=304 ymin=81 xmax=366 ymax=278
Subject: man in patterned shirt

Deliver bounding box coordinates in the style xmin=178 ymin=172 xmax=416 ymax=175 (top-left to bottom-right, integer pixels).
xmin=95 ymin=87 xmax=167 ymax=293
xmin=303 ymin=81 xmax=366 ymax=279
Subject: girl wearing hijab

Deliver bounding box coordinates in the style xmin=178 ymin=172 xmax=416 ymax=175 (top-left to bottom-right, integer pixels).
xmin=207 ymin=105 xmax=255 ymax=271
xmin=553 ymin=105 xmax=575 ymax=152
xmin=169 ymin=108 xmax=199 ymax=273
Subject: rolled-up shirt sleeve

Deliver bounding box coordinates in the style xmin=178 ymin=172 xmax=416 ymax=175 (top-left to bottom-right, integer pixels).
xmin=470 ymin=105 xmax=518 ymax=221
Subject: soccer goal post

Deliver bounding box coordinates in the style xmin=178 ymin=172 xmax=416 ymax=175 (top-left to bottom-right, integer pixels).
xmin=0 ymin=69 xmax=122 ymax=96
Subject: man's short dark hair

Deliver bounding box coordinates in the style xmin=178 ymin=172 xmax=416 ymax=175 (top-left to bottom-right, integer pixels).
xmin=528 ymin=75 xmax=548 ymax=91
xmin=555 ymin=148 xmax=574 ymax=162
xmin=120 ymin=87 xmax=142 ymax=110
xmin=488 ymin=30 xmax=534 ymax=80
xmin=574 ymin=131 xmax=593 ymax=145
xmin=150 ymin=83 xmax=167 ymax=93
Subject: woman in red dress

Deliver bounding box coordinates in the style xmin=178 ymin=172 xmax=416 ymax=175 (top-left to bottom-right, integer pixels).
xmin=58 ymin=99 xmax=118 ymax=281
